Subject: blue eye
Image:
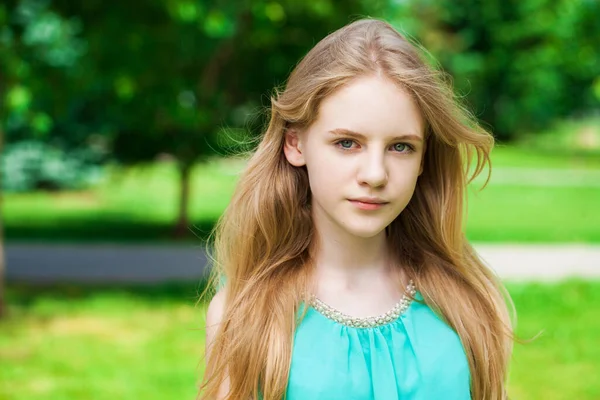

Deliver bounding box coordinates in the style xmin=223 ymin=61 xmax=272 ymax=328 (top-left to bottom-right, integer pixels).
xmin=338 ymin=139 xmax=354 ymax=149
xmin=393 ymin=143 xmax=408 ymax=152
xmin=335 ymin=139 xmax=413 ymax=153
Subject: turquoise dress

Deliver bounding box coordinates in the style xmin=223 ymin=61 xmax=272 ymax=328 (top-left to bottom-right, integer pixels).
xmin=285 ymin=284 xmax=471 ymax=399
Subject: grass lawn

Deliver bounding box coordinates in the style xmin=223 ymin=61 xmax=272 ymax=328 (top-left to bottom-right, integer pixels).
xmin=467 ymin=184 xmax=600 ymax=242
xmin=4 ymin=145 xmax=600 ymax=243
xmin=0 ymin=283 xmax=207 ymax=399
xmin=0 ymin=280 xmax=599 ymax=399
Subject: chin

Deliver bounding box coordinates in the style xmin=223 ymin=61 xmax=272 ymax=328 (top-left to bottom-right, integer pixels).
xmin=352 ymin=231 xmax=385 ymax=239
xmin=342 ymin=223 xmax=388 ymax=239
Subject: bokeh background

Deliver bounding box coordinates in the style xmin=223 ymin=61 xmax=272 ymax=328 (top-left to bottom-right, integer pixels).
xmin=1 ymin=0 xmax=599 ymax=399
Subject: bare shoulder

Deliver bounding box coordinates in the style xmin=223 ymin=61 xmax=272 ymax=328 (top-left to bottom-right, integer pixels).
xmin=207 ymin=289 xmax=227 ymax=327
xmin=204 ymin=290 xmax=232 ymax=398
xmin=206 ymin=289 xmax=227 ymax=339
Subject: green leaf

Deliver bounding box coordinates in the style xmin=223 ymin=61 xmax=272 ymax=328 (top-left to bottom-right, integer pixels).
xmin=31 ymin=112 xmax=54 ymax=136
xmin=114 ymin=76 xmax=136 ymax=100
xmin=593 ymin=76 xmax=600 ymax=101
xmin=6 ymin=85 xmax=32 ymax=112
xmin=203 ymin=10 xmax=236 ymax=38
xmin=264 ymin=2 xmax=286 ymax=23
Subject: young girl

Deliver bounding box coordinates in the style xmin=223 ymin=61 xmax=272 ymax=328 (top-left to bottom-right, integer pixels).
xmin=199 ymin=18 xmax=515 ymax=400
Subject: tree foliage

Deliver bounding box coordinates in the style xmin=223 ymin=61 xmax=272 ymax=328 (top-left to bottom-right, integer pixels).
xmin=391 ymin=0 xmax=600 ymax=140
xmin=3 ymin=0 xmax=599 ymax=238
xmin=44 ymin=0 xmax=382 ymax=233
xmin=1 ymin=0 xmax=88 ymax=317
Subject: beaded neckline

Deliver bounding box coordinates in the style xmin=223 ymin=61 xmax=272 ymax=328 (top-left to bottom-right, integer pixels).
xmin=310 ymin=280 xmax=417 ymax=329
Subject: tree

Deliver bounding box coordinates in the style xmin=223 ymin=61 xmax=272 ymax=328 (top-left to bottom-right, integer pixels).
xmin=50 ymin=0 xmax=383 ymax=236
xmin=389 ymin=0 xmax=600 ymax=140
xmin=0 ymin=0 xmax=85 ymax=317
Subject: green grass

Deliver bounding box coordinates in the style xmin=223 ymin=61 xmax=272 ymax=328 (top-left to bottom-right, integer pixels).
xmin=466 ymin=184 xmax=600 ymax=242
xmin=1 ymin=280 xmax=599 ymax=399
xmin=508 ymin=280 xmax=600 ymax=399
xmin=3 ymin=158 xmax=241 ymax=243
xmin=4 ymin=145 xmax=600 ymax=243
xmin=0 ymin=283 xmax=208 ymax=400
xmin=514 ymin=116 xmax=600 ymax=165
xmin=490 ymin=144 xmax=600 ymax=169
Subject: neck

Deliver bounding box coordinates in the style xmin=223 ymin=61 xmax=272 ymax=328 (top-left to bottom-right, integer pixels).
xmin=308 ymin=214 xmax=394 ymax=290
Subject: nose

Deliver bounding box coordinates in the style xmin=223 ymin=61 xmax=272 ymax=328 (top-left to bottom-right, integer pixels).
xmin=357 ymin=150 xmax=388 ymax=188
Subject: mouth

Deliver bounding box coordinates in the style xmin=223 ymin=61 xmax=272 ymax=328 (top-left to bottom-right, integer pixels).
xmin=348 ymin=197 xmax=389 ymax=205
xmin=348 ymin=199 xmax=389 ymax=210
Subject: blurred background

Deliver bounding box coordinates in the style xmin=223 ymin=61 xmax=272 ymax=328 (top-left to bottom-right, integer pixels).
xmin=1 ymin=0 xmax=599 ymax=398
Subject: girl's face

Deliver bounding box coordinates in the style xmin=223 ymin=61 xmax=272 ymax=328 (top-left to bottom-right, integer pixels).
xmin=284 ymin=75 xmax=426 ymax=239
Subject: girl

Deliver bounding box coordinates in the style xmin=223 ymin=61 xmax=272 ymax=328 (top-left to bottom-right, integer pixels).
xmin=199 ymin=18 xmax=515 ymax=400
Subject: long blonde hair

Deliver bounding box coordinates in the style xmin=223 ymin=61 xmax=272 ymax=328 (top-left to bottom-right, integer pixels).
xmin=199 ymin=18 xmax=515 ymax=400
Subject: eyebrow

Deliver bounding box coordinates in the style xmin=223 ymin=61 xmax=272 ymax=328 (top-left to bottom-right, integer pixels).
xmin=328 ymin=128 xmax=423 ymax=142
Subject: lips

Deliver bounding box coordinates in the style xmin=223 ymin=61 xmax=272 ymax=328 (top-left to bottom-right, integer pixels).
xmin=348 ymin=198 xmax=389 ymax=210
xmin=348 ymin=197 xmax=388 ymax=204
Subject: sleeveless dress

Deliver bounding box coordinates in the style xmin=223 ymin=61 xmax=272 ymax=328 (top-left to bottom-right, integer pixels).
xmin=285 ymin=281 xmax=472 ymax=399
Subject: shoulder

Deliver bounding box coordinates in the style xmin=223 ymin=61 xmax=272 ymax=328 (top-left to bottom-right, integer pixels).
xmin=206 ymin=289 xmax=227 ymax=331
xmin=204 ymin=290 xmax=232 ymax=398
xmin=205 ymin=289 xmax=228 ymax=359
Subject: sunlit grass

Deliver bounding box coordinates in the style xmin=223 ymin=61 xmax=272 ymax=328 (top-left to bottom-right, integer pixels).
xmin=0 ymin=284 xmax=207 ymax=400
xmin=508 ymin=280 xmax=600 ymax=399
xmin=466 ymin=184 xmax=600 ymax=242
xmin=1 ymin=280 xmax=599 ymax=399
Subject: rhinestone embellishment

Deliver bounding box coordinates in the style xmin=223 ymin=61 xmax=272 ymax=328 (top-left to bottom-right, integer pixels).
xmin=310 ymin=280 xmax=417 ymax=328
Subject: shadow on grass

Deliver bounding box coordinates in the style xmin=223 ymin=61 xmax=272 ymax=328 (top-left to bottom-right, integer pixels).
xmin=5 ymin=278 xmax=211 ymax=309
xmin=5 ymin=217 xmax=218 ymax=243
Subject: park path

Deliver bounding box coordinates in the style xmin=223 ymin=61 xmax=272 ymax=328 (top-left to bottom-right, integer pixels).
xmin=5 ymin=242 xmax=600 ymax=283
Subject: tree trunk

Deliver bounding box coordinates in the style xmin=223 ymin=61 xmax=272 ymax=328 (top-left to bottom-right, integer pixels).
xmin=173 ymin=161 xmax=193 ymax=238
xmin=0 ymin=211 xmax=5 ymax=319
xmin=0 ymin=123 xmax=6 ymax=319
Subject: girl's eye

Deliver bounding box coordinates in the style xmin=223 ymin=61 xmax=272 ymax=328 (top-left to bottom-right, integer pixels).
xmin=393 ymin=143 xmax=410 ymax=152
xmin=337 ymin=139 xmax=355 ymax=149
xmin=335 ymin=139 xmax=413 ymax=153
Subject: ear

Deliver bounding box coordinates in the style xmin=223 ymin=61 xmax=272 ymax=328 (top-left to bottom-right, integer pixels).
xmin=283 ymin=128 xmax=306 ymax=167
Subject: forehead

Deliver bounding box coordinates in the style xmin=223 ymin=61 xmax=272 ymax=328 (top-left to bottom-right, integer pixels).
xmin=310 ymin=75 xmax=425 ymax=139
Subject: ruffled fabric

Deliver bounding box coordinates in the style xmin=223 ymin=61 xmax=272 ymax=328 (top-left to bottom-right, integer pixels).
xmin=286 ymin=293 xmax=471 ymax=400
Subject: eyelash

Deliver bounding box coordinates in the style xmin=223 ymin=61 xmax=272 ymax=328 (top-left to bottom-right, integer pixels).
xmin=333 ymin=139 xmax=415 ymax=153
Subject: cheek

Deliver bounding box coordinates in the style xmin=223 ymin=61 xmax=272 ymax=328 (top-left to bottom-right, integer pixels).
xmin=305 ymin=153 xmax=348 ymax=197
xmin=390 ymin=161 xmax=422 ymax=191
xmin=306 ymin=163 xmax=341 ymax=192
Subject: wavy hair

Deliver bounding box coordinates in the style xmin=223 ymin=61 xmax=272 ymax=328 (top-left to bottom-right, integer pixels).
xmin=199 ymin=18 xmax=515 ymax=400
